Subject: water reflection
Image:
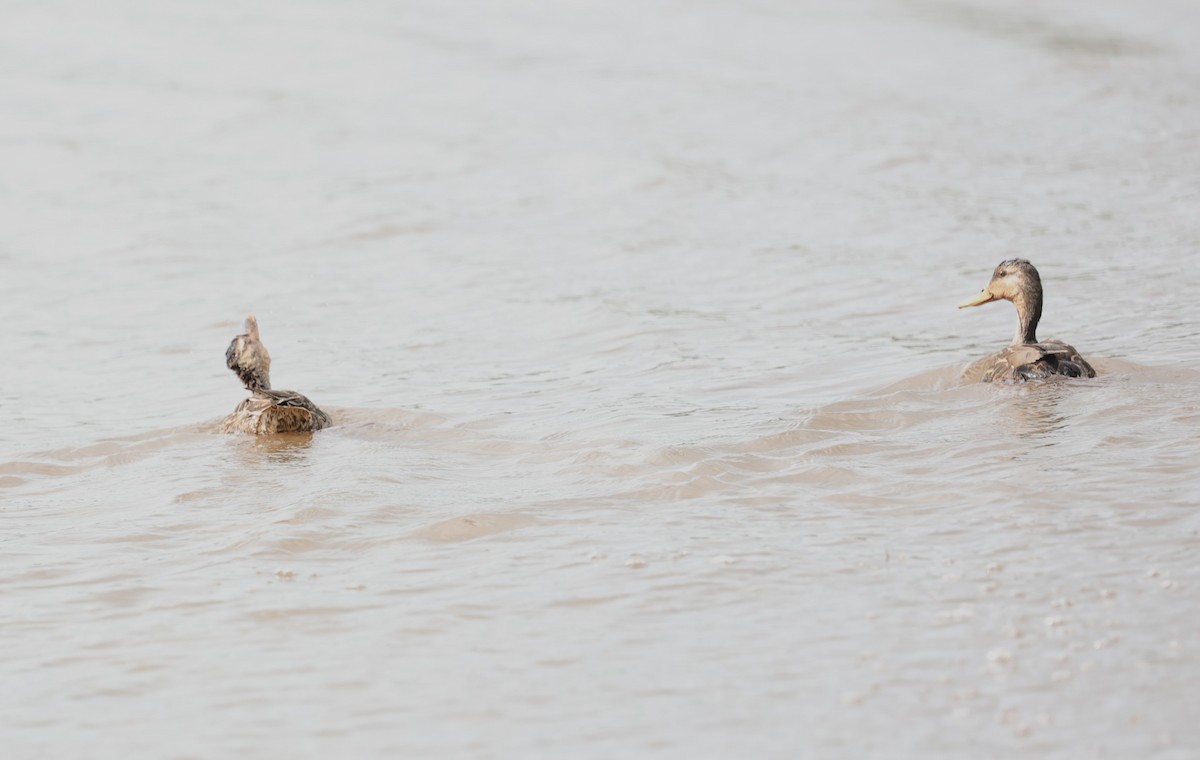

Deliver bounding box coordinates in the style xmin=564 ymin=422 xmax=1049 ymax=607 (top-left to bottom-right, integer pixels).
xmin=1001 ymin=381 xmax=1072 ymax=441
xmin=239 ymin=432 xmax=317 ymax=463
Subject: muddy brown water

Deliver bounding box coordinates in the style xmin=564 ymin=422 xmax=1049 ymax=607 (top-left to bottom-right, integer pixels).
xmin=2 ymin=0 xmax=1199 ymax=757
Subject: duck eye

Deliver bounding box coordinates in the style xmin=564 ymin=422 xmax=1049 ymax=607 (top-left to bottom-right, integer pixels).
xmin=997 ymin=270 xmax=1007 ymax=277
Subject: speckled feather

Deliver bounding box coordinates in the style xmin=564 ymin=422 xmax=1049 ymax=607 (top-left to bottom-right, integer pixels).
xmin=220 ymin=315 xmax=332 ymax=434
xmin=219 ymin=390 xmax=333 ymax=434
xmin=959 ymin=259 xmax=1096 ymax=383
xmin=967 ymin=339 xmax=1095 ymax=383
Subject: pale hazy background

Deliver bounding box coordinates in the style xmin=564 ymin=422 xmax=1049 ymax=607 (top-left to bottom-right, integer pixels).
xmin=2 ymin=1 xmax=1198 ymax=758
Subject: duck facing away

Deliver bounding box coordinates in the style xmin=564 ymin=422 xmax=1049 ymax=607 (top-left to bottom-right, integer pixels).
xmin=958 ymin=259 xmax=1095 ymax=383
xmin=220 ymin=315 xmax=332 ymax=434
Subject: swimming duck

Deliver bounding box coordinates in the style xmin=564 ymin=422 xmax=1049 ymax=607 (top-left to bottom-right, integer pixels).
xmin=958 ymin=259 xmax=1095 ymax=382
xmin=220 ymin=314 xmax=332 ymax=434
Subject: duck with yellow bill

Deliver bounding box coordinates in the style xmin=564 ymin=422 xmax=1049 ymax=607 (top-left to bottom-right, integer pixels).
xmin=958 ymin=259 xmax=1095 ymax=383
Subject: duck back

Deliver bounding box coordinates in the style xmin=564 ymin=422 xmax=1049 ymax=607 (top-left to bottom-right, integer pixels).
xmin=972 ymin=340 xmax=1096 ymax=383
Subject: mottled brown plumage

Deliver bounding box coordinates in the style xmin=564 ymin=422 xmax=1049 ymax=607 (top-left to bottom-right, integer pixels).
xmin=958 ymin=259 xmax=1095 ymax=383
xmin=220 ymin=315 xmax=332 ymax=434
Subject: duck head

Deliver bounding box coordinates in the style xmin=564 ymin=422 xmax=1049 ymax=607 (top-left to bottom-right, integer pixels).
xmin=959 ymin=258 xmax=1044 ymax=344
xmin=226 ymin=314 xmax=272 ymax=390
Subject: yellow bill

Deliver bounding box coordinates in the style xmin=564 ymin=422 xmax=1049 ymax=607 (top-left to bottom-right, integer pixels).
xmin=958 ymin=289 xmax=996 ymax=308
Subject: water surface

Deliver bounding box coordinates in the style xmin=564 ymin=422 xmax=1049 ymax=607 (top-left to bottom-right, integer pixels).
xmin=3 ymin=0 xmax=1199 ymax=757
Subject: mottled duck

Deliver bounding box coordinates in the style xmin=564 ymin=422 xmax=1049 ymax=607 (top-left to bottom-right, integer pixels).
xmin=958 ymin=259 xmax=1095 ymax=382
xmin=220 ymin=314 xmax=332 ymax=434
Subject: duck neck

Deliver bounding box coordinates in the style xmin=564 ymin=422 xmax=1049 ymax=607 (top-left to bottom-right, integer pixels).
xmin=1011 ymin=289 xmax=1042 ymax=345
xmin=238 ymin=366 xmax=271 ymax=392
